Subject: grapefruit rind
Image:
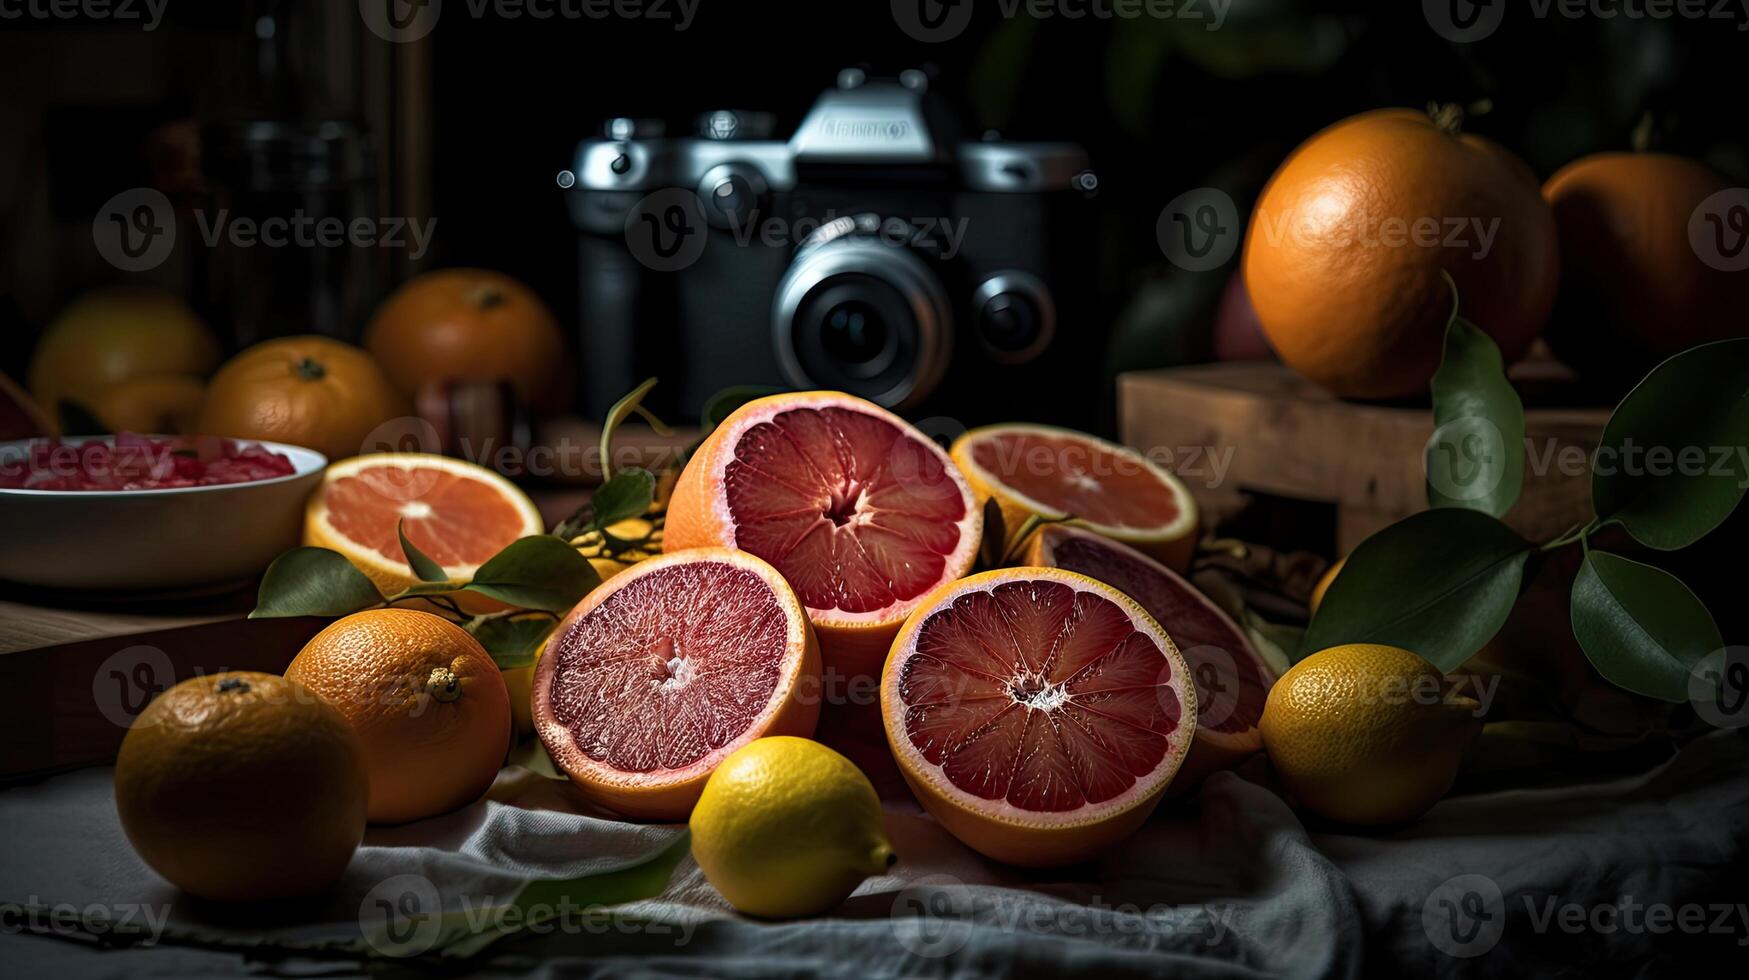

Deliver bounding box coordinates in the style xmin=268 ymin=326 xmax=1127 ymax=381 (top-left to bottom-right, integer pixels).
xmin=304 ymin=452 xmax=544 ymax=598
xmin=532 ymin=547 xmax=821 ymax=821
xmin=880 ymin=567 xmax=1197 ymax=866
xmin=948 ymin=423 xmax=1199 ymax=570
xmin=664 ymin=391 xmax=981 ymax=677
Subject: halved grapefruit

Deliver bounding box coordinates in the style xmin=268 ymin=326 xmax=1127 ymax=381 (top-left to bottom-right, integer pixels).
xmin=533 ymin=548 xmax=821 ymax=820
xmin=1027 ymin=525 xmax=1276 ymax=788
xmin=304 ymin=452 xmax=545 ymax=601
xmin=664 ymin=391 xmax=981 ymax=682
xmin=949 ymin=424 xmax=1199 ymax=571
xmin=881 ymin=567 xmax=1197 ymax=866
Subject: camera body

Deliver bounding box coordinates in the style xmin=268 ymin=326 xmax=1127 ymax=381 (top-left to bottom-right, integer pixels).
xmin=566 ymin=69 xmax=1101 ymax=427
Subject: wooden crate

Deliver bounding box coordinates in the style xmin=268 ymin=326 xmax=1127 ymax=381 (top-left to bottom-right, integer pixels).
xmin=1118 ymin=363 xmax=1610 ymax=553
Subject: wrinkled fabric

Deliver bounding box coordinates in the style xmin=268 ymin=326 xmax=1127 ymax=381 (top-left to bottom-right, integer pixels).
xmin=2 ymin=731 xmax=1744 ymax=978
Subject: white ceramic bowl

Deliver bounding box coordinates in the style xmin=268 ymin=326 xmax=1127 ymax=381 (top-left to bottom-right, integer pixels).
xmin=0 ymin=436 xmax=326 ymax=592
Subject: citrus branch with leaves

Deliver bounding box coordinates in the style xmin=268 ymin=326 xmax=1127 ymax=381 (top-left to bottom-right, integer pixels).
xmin=1306 ymin=278 xmax=1747 ymax=704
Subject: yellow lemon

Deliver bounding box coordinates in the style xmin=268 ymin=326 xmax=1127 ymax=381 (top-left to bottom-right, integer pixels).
xmin=1259 ymin=644 xmax=1481 ymax=826
xmin=689 ymin=736 xmax=894 ymax=919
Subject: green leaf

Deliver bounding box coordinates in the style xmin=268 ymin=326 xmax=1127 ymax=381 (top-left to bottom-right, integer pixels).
xmin=463 ymin=536 xmax=602 ymax=612
xmin=251 ymin=548 xmax=383 ymax=618
xmin=398 ymin=519 xmax=449 ymax=583
xmin=589 ymin=468 xmax=656 ymax=529
xmin=1301 ymin=508 xmax=1531 ymax=671
xmin=1426 ymin=316 xmax=1525 ymax=517
xmin=388 ymin=581 xmax=467 ymax=599
xmin=469 ymin=615 xmax=558 ymax=670
xmin=1570 ymin=549 xmax=1722 ymax=702
xmin=1592 ymin=338 xmax=1749 ymax=549
xmin=430 ymin=832 xmax=692 ymax=959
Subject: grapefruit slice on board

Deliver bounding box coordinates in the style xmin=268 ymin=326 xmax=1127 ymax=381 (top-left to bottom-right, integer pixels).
xmin=881 ymin=567 xmax=1197 ymax=866
xmin=664 ymin=391 xmax=981 ymax=682
xmin=1027 ymin=524 xmax=1276 ymax=788
xmin=533 ymin=548 xmax=821 ymax=820
xmin=949 ymin=423 xmax=1199 ymax=570
xmin=304 ymin=452 xmax=544 ymax=601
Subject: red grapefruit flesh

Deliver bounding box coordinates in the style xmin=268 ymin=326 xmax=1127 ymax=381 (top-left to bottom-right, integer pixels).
xmin=950 ymin=424 xmax=1199 ymax=570
xmin=533 ymin=548 xmax=820 ymax=820
xmin=664 ymin=392 xmax=981 ymax=681
xmin=1028 ymin=524 xmax=1275 ymax=785
xmin=881 ymin=567 xmax=1197 ymax=866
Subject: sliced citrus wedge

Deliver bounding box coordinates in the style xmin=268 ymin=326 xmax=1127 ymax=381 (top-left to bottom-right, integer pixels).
xmin=533 ymin=547 xmax=821 ymax=820
xmin=881 ymin=567 xmax=1197 ymax=866
xmin=664 ymin=391 xmax=981 ymax=682
xmin=950 ymin=423 xmax=1199 ymax=570
xmin=1027 ymin=524 xmax=1275 ymax=787
xmin=304 ymin=452 xmax=544 ymax=600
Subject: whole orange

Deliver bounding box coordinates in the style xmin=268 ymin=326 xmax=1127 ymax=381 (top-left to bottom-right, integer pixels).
xmin=29 ymin=286 xmax=219 ymax=418
xmin=364 ymin=269 xmax=565 ymax=405
xmin=195 ymin=336 xmax=409 ymax=462
xmin=91 ymin=374 xmax=205 ymax=434
xmin=285 ymin=608 xmax=510 ymax=824
xmin=1542 ymin=152 xmax=1749 ymax=391
xmin=1244 ymin=108 xmax=1560 ymax=399
xmin=114 ymin=671 xmax=368 ymax=901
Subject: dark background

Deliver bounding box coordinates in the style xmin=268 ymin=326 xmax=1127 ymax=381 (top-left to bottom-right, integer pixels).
xmin=3 ymin=0 xmax=1748 ymax=390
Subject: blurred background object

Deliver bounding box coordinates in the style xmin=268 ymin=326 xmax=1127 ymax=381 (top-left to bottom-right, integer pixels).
xmin=2 ymin=0 xmax=1746 ymax=422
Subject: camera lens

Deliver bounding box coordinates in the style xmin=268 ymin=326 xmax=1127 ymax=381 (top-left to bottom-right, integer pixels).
xmin=971 ymin=271 xmax=1056 ymax=363
xmin=820 ymin=300 xmax=892 ymax=372
xmin=976 ymin=293 xmax=1042 ymax=353
xmin=773 ymin=236 xmax=953 ymax=409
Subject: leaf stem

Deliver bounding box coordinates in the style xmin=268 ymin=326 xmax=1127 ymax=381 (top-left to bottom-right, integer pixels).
xmin=1539 ymin=519 xmax=1596 ymax=552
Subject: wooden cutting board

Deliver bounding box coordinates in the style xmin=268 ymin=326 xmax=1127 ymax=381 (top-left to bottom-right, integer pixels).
xmin=1118 ymin=362 xmax=1611 ymax=553
xmin=0 ymin=486 xmax=604 ymax=781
